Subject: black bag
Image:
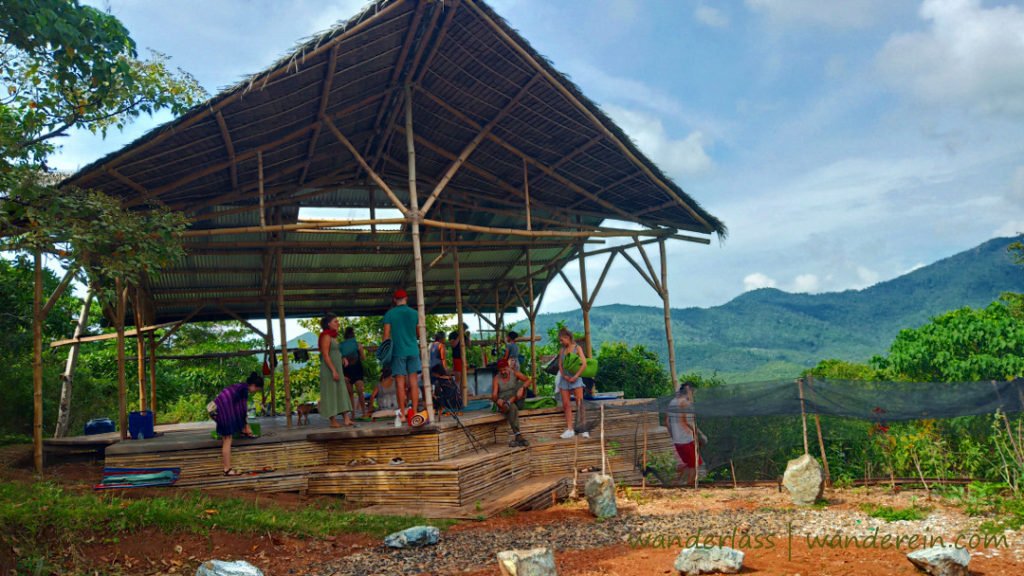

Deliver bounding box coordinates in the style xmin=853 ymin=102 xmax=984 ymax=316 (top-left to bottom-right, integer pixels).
xmin=544 ymin=355 xmax=559 ymax=375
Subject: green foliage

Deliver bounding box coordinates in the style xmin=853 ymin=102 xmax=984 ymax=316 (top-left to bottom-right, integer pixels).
xmin=595 ymin=341 xmax=671 ymax=398
xmin=805 ymin=358 xmax=880 ymax=381
xmin=859 ymin=503 xmax=930 ymax=522
xmin=872 ymin=298 xmax=1024 ymax=382
xmin=0 ymin=480 xmax=453 ymax=567
xmin=0 ymin=0 xmax=204 ymax=177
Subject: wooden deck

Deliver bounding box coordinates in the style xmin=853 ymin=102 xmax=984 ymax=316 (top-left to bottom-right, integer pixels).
xmin=81 ymin=401 xmax=671 ymax=517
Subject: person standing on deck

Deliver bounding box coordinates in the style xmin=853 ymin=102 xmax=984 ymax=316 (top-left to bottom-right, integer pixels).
xmin=557 ymin=326 xmax=588 ymax=440
xmin=340 ymin=326 xmax=369 ymax=418
xmin=382 ymin=289 xmax=421 ymax=426
xmin=502 ymin=331 xmax=521 ymax=374
xmin=429 ymin=331 xmax=449 ymax=375
xmin=319 ymin=314 xmax=355 ymax=427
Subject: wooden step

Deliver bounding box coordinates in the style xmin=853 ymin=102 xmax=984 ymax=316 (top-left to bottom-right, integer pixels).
xmin=353 ymin=474 xmax=572 ymax=519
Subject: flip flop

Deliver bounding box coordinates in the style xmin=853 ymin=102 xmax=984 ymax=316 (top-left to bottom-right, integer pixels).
xmin=223 ymin=468 xmax=241 ymax=476
xmin=389 ymin=457 xmax=405 ymax=465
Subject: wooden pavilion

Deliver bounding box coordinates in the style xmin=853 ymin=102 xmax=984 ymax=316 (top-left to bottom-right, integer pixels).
xmin=58 ymin=0 xmax=725 ymax=512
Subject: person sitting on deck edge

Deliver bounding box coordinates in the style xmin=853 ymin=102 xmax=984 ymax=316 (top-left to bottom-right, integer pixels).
xmin=491 ymin=358 xmax=533 ymax=447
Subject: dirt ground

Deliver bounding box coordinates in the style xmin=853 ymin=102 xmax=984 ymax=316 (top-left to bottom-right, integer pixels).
xmin=3 ymin=449 xmax=1023 ymax=575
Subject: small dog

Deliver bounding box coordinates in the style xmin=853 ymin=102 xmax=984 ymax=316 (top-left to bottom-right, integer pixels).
xmin=296 ymin=401 xmax=318 ymax=425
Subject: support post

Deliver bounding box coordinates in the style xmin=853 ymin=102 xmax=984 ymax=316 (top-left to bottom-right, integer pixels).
xmin=524 ymin=160 xmax=537 ymax=387
xmin=657 ymin=239 xmax=679 ymax=390
xmin=797 ymin=377 xmax=810 ymax=455
xmin=148 ymin=332 xmax=157 ymax=419
xmin=116 ymin=278 xmax=128 ymax=441
xmin=54 ymin=290 xmax=92 ymax=438
xmin=454 ymin=245 xmax=469 ymax=405
xmin=32 ymin=251 xmax=43 ymax=473
xmin=264 ymin=301 xmax=276 ymax=415
xmin=277 ymin=250 xmax=291 ymax=426
xmin=405 ymin=83 xmax=435 ymax=423
xmin=134 ymin=288 xmax=147 ymax=412
xmin=578 ymin=242 xmax=592 ymax=357
xmin=257 ymin=150 xmax=266 ymax=228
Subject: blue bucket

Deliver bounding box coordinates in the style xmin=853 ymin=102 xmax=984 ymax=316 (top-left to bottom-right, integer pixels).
xmin=128 ymin=411 xmax=155 ymax=439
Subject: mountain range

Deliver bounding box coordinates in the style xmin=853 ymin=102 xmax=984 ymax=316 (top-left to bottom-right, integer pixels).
xmin=527 ymin=235 xmax=1023 ymax=383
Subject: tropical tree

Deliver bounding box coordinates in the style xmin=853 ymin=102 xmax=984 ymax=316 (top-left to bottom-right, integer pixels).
xmin=872 ymin=297 xmax=1024 ymax=382
xmin=0 ymin=0 xmax=203 ymax=471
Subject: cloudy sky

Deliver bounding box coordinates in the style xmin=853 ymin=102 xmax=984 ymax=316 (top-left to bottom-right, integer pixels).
xmin=56 ymin=0 xmax=1024 ymax=332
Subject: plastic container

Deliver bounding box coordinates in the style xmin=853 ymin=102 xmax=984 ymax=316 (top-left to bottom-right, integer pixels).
xmin=84 ymin=418 xmax=115 ymax=436
xmin=128 ymin=410 xmax=155 ymax=439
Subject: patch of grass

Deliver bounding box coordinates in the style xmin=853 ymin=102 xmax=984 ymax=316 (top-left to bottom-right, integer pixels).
xmin=859 ymin=503 xmax=930 ymax=522
xmin=0 ymin=480 xmax=454 ymax=563
xmin=0 ymin=433 xmax=31 ymax=447
xmin=811 ymin=499 xmax=830 ymax=509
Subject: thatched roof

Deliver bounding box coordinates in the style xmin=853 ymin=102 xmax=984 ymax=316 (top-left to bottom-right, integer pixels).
xmin=65 ymin=0 xmax=725 ymax=323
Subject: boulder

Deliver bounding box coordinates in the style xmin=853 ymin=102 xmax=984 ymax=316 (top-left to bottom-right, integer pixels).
xmin=782 ymin=453 xmax=824 ymax=505
xmin=384 ymin=525 xmax=440 ymax=548
xmin=584 ymin=473 xmax=617 ymax=518
xmin=497 ymin=547 xmax=558 ymax=576
xmin=907 ymin=545 xmax=970 ymax=576
xmin=673 ymin=546 xmax=744 ymax=575
xmin=195 ymin=560 xmax=264 ymax=576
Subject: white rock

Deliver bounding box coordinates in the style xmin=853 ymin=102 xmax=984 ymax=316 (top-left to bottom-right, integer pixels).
xmin=497 ymin=547 xmax=557 ymax=576
xmin=906 ymin=544 xmax=970 ymax=576
xmin=674 ymin=546 xmax=744 ymax=575
xmin=195 ymin=560 xmax=263 ymax=576
xmin=782 ymin=454 xmax=824 ymax=505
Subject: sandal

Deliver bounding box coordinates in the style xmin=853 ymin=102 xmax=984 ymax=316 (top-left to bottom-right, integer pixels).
xmin=223 ymin=468 xmax=241 ymax=476
xmin=389 ymin=457 xmax=405 ymax=465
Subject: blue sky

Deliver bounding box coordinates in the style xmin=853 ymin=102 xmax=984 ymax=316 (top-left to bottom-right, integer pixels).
xmin=56 ymin=0 xmax=1024 ymax=337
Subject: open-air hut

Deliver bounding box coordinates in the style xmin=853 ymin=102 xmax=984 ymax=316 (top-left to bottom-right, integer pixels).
xmin=63 ymin=0 xmax=725 ymax=434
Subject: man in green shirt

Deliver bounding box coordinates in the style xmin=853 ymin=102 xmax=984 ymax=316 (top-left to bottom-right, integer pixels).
xmin=382 ymin=289 xmax=421 ymax=426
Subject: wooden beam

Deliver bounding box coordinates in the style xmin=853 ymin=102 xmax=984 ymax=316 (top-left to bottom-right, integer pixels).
xmin=659 ymin=238 xmax=679 ymax=389
xmin=276 ymin=248 xmax=292 ymax=427
xmin=419 ymin=74 xmax=541 ymax=216
xmin=214 ymin=111 xmax=239 ymax=191
xmin=155 ymin=305 xmax=204 ymax=347
xmin=619 ymin=248 xmax=660 ymax=295
xmin=588 ymin=251 xmax=618 ymax=307
xmin=557 ymin=270 xmax=584 ymax=307
xmin=182 ymin=218 xmax=407 ymax=237
xmin=107 ymin=168 xmax=167 ymax=208
xmin=183 ymin=239 xmax=601 ymax=252
xmin=298 ymin=44 xmax=340 ymax=186
xmin=50 ymin=320 xmax=181 ymax=348
xmin=463 ymin=0 xmax=715 ymax=233
xmin=633 ymin=238 xmax=664 ymax=293
xmin=218 ymin=304 xmax=267 ymax=339
xmin=321 ymin=115 xmax=409 ymax=214
xmin=417 ymin=88 xmax=650 ymax=227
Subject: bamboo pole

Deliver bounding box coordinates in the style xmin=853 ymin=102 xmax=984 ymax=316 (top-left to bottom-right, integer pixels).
xmin=600 ymin=404 xmax=607 ymax=476
xmin=134 ymin=288 xmax=147 ymax=412
xmin=641 ymin=420 xmax=648 ymax=491
xmin=815 ymin=414 xmax=831 ymax=488
xmin=32 ymin=251 xmax=43 ymax=473
xmin=258 ymin=150 xmax=266 ymax=228
xmin=322 ymin=115 xmax=408 ymax=215
xmin=454 ymin=246 xmax=469 ymax=406
xmin=54 ymin=290 xmax=92 ymax=438
xmin=182 ymin=218 xmax=407 ymax=237
xmin=148 ymin=332 xmax=157 ymax=419
xmin=417 ymin=218 xmax=673 ymax=239
xmin=657 ymin=239 xmax=679 ymax=390
xmin=265 ymin=301 xmax=276 ymax=416
xmin=405 ymin=83 xmax=435 ymax=423
xmin=277 ymin=249 xmax=291 ymax=426
xmin=578 ymin=242 xmax=592 ymax=357
xmin=524 ymin=161 xmax=537 ymax=388
xmin=116 ymin=278 xmax=128 ymax=441
xmin=797 ymin=378 xmax=809 ymax=454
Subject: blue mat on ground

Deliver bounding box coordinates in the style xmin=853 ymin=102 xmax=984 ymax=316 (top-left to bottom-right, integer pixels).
xmin=463 ymin=399 xmax=492 ymax=412
xmin=95 ymin=467 xmax=180 ymax=490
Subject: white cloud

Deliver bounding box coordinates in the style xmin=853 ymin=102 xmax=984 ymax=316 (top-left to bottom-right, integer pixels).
xmin=604 ymin=105 xmax=713 ymax=176
xmin=695 ymin=5 xmax=729 ymax=28
xmin=745 ymin=0 xmax=891 ymax=29
xmin=856 ymin=266 xmax=880 ymax=287
xmin=995 ymin=220 xmax=1024 ymax=238
xmin=877 ymin=0 xmax=1024 ymax=116
xmin=744 ymin=273 xmax=777 ymax=291
xmin=791 ymin=274 xmax=820 ymax=293
xmin=903 ymin=263 xmax=926 ymax=275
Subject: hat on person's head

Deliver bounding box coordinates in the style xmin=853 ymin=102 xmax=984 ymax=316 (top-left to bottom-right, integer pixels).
xmin=393 ymin=288 xmax=407 ymax=299
xmin=497 ymin=359 xmax=509 ymax=369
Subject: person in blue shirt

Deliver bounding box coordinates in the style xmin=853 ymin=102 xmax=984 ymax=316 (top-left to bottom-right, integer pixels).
xmin=382 ymin=289 xmax=421 ymax=426
xmin=502 ymin=331 xmax=521 ymax=373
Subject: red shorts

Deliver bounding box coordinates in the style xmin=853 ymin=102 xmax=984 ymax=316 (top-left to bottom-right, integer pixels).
xmin=674 ymin=442 xmax=703 ymax=468
xmin=453 ymin=359 xmax=463 ymax=372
